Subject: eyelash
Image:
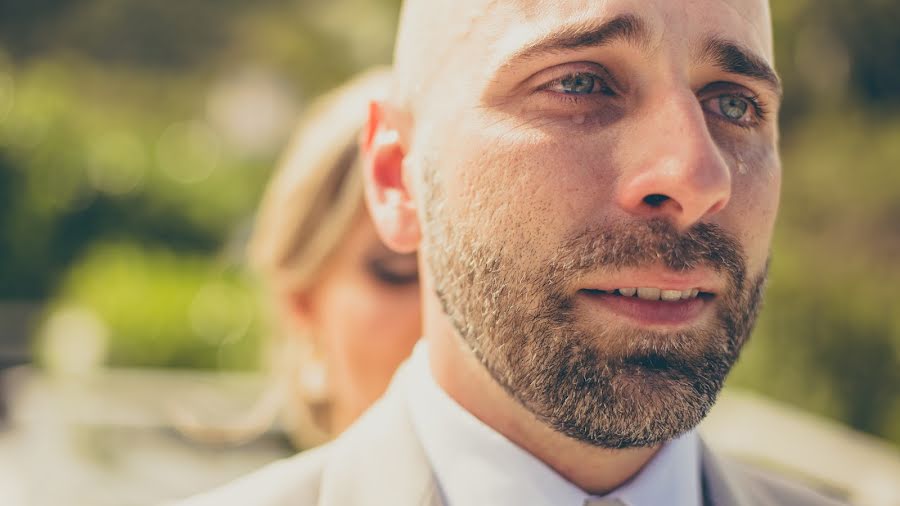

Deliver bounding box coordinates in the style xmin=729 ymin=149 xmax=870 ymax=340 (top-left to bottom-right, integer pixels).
xmin=538 ymin=71 xmax=618 ymax=102
xmin=702 ymin=91 xmax=767 ymax=129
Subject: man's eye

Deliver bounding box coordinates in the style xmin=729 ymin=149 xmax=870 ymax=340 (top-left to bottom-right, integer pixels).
xmin=547 ymin=72 xmax=611 ymax=95
xmin=703 ymin=94 xmax=754 ymax=123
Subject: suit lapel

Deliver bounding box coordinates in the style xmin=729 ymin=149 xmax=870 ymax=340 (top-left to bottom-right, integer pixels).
xmin=318 ymin=361 xmax=768 ymax=506
xmin=318 ymin=369 xmax=443 ymax=506
xmin=701 ymin=440 xmax=757 ymax=506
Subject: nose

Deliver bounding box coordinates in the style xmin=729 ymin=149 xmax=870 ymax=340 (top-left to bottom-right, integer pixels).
xmin=615 ymin=92 xmax=731 ymax=230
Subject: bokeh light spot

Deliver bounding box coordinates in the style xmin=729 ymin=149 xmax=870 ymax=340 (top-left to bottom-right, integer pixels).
xmin=189 ymin=280 xmax=254 ymax=346
xmin=86 ymin=130 xmax=147 ymax=196
xmin=206 ymin=67 xmax=298 ymax=158
xmin=155 ymin=120 xmax=221 ymax=184
xmin=40 ymin=305 xmax=110 ymax=375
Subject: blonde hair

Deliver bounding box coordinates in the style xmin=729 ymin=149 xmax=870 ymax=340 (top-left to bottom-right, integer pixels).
xmin=172 ymin=68 xmax=391 ymax=450
xmin=249 ymin=68 xmax=389 ymax=287
xmin=252 ymin=68 xmax=391 ymax=449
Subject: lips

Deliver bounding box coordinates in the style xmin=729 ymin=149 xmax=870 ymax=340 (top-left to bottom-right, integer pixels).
xmin=577 ymin=270 xmax=721 ymax=327
xmin=583 ymin=287 xmax=710 ymax=301
xmin=579 ymin=289 xmax=710 ymax=326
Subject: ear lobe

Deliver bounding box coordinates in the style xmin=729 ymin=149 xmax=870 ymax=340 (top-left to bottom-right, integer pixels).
xmin=282 ymin=290 xmax=327 ymax=353
xmin=284 ymin=290 xmax=312 ymax=325
xmin=361 ymin=100 xmax=420 ymax=254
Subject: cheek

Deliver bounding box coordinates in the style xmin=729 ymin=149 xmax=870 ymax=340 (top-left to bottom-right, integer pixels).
xmin=722 ymin=143 xmax=781 ymax=274
xmin=427 ymin=111 xmax=619 ymax=250
xmin=314 ymin=278 xmax=421 ymax=396
xmin=347 ymin=284 xmax=422 ymax=357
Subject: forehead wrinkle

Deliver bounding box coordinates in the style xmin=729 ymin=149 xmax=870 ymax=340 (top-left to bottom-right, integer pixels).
xmin=705 ymin=0 xmax=773 ymax=57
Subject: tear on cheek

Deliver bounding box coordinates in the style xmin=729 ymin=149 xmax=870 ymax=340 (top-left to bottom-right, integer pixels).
xmin=713 ymin=133 xmax=779 ymax=178
xmin=739 ymin=144 xmax=779 ymax=179
xmin=572 ymin=106 xmax=625 ymax=130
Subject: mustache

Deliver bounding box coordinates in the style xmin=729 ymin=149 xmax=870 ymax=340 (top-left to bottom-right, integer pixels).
xmin=554 ymin=218 xmax=748 ymax=290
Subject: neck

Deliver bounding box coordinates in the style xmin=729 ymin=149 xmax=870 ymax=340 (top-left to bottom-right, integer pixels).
xmin=425 ymin=315 xmax=659 ymax=494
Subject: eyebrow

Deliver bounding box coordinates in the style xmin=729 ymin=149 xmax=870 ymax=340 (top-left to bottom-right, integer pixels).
xmin=699 ymin=38 xmax=782 ymax=98
xmin=502 ymin=14 xmax=651 ymax=68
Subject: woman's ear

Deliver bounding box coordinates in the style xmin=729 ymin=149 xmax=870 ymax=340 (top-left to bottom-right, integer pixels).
xmin=360 ymin=100 xmax=420 ymax=254
xmin=282 ymin=290 xmax=313 ymax=332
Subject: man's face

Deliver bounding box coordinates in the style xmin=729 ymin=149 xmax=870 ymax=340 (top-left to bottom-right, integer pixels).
xmin=408 ymin=0 xmax=781 ymax=448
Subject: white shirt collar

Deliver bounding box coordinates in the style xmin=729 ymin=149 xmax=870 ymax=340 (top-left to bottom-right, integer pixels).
xmin=402 ymin=340 xmax=703 ymax=506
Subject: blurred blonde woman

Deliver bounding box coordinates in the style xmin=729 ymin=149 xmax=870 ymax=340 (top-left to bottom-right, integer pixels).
xmin=239 ymin=68 xmax=421 ymax=449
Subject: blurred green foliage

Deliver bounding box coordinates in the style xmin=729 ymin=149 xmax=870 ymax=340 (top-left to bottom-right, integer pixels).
xmin=36 ymin=242 xmax=265 ymax=370
xmin=730 ymin=111 xmax=900 ymax=444
xmin=0 ymin=0 xmax=897 ymax=444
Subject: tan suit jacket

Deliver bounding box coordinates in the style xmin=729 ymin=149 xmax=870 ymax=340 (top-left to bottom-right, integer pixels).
xmin=173 ymin=375 xmax=847 ymax=506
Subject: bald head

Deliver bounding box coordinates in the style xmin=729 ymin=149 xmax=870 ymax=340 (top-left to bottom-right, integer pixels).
xmin=390 ymin=0 xmax=774 ymax=114
xmin=390 ymin=0 xmax=487 ymax=113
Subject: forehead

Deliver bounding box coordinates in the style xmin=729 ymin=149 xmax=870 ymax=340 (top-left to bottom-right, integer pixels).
xmin=461 ymin=0 xmax=773 ymax=77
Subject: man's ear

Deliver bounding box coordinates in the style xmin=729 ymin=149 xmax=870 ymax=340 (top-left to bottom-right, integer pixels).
xmin=360 ymin=100 xmax=420 ymax=254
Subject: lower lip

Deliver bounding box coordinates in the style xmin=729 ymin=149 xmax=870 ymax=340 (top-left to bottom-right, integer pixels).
xmin=577 ymin=291 xmax=710 ymax=326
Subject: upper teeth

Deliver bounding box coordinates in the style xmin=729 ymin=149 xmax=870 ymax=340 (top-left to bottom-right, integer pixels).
xmin=615 ymin=287 xmax=700 ymax=301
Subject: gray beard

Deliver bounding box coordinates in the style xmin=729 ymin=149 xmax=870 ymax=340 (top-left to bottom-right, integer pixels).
xmin=424 ymin=212 xmax=766 ymax=449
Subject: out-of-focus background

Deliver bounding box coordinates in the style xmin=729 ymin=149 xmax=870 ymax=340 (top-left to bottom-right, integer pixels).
xmin=0 ymin=0 xmax=897 ymax=505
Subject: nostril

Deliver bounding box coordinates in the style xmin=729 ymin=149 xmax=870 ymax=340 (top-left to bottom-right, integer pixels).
xmin=643 ymin=194 xmax=670 ymax=207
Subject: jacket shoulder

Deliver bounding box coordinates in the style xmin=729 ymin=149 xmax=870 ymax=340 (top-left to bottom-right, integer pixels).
xmin=166 ymin=444 xmax=332 ymax=506
xmin=722 ymin=457 xmax=849 ymax=506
